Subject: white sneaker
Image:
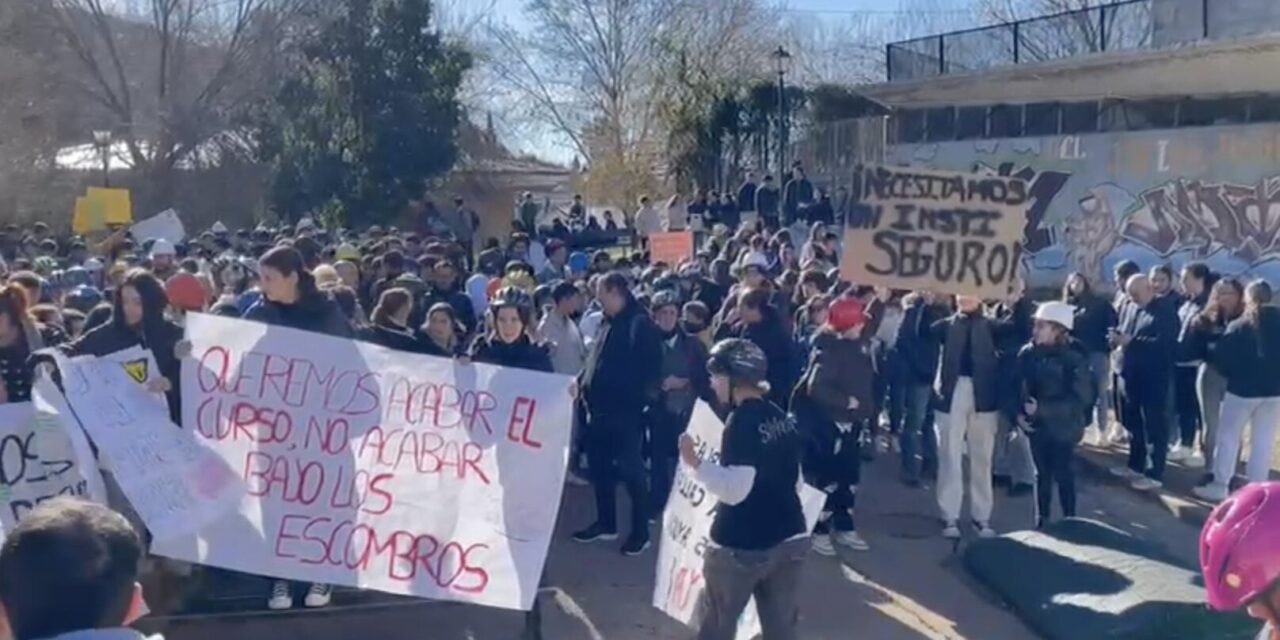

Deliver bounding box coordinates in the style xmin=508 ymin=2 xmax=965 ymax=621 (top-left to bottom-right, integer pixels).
xmin=942 ymin=521 xmax=961 ymax=539
xmin=1130 ymin=476 xmax=1163 ymax=492
xmin=834 ymin=530 xmax=871 ymax=551
xmin=1107 ymin=426 xmax=1129 ymax=445
xmin=303 ymin=583 xmax=332 ymax=608
xmin=1193 ymin=483 xmax=1229 ymax=502
xmin=1109 ymin=465 xmax=1139 ymax=479
xmin=1185 ymin=449 xmax=1205 ymax=468
xmin=812 ymin=534 xmax=836 ymax=556
xmin=1167 ymin=445 xmax=1189 ymax=462
xmin=267 ymin=580 xmax=293 ymax=611
xmin=1084 ymin=426 xmax=1102 ymax=446
xmin=974 ymin=522 xmax=997 ymax=539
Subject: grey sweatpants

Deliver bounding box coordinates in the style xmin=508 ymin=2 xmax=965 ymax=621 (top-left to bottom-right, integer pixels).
xmin=696 ymin=537 xmax=808 ymax=640
xmin=1197 ymin=363 xmax=1227 ymax=470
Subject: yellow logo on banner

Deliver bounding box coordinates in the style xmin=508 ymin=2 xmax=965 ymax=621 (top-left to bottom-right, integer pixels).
xmin=122 ymin=359 xmax=148 ymax=384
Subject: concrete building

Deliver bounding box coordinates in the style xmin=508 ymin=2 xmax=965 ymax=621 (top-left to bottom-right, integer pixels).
xmin=853 ymin=0 xmax=1280 ymax=288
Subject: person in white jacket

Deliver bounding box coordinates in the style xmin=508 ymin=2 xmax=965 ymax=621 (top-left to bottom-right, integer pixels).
xmin=634 ymin=196 xmax=662 ymax=243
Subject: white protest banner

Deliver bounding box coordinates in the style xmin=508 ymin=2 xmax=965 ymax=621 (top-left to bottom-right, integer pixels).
xmin=56 ymin=354 xmax=243 ymax=540
xmin=152 ymin=314 xmax=574 ymax=611
xmin=653 ymin=401 xmax=825 ymax=637
xmin=0 ymin=376 xmax=108 ymax=541
xmin=839 ymin=163 xmax=1029 ymax=299
xmin=131 ymin=208 xmax=185 ymax=245
xmin=97 ymin=346 xmax=167 ymax=410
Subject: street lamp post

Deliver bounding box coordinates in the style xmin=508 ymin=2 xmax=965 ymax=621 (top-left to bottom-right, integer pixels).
xmin=92 ymin=130 xmax=112 ymax=187
xmin=770 ymin=46 xmax=792 ymax=207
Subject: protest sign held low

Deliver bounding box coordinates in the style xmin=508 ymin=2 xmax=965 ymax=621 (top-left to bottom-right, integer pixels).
xmin=0 ymin=376 xmax=107 ymax=541
xmin=56 ymin=353 xmax=243 ymax=541
xmin=653 ymin=401 xmax=824 ymax=638
xmin=649 ymin=231 xmax=695 ymax=266
xmin=152 ymin=314 xmax=575 ymax=612
xmin=840 ymin=164 xmax=1029 ymax=299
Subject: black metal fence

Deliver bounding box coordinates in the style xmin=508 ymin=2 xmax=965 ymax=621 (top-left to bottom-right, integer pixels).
xmin=886 ymin=0 xmax=1269 ymax=82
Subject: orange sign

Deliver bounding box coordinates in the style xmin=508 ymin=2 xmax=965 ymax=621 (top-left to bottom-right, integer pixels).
xmin=649 ymin=231 xmax=695 ymax=266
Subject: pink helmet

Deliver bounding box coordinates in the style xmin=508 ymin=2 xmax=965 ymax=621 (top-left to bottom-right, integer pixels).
xmin=1200 ymin=482 xmax=1280 ymax=611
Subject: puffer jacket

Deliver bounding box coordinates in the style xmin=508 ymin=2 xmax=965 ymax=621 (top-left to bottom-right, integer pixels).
xmin=469 ymin=334 xmax=554 ymax=373
xmin=1016 ymin=339 xmax=1094 ymax=444
xmin=804 ymin=330 xmax=875 ymax=424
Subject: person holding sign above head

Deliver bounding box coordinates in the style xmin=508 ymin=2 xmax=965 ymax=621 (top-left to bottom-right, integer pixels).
xmin=469 ymin=287 xmax=553 ymax=373
xmin=241 ymin=246 xmax=351 ymax=611
xmin=678 ymin=338 xmax=808 ymax=640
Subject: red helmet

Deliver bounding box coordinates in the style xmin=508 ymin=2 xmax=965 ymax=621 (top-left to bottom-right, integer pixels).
xmin=827 ymin=297 xmax=867 ymax=332
xmin=165 ymin=273 xmax=208 ymax=312
xmin=1200 ymin=482 xmax=1280 ymax=611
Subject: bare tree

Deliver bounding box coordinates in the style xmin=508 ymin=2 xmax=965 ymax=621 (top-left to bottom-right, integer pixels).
xmin=977 ymin=0 xmax=1151 ymax=64
xmin=27 ymin=0 xmax=306 ymax=207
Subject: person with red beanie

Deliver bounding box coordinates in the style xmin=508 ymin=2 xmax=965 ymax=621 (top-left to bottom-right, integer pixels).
xmin=165 ymin=272 xmax=210 ymax=318
xmin=795 ymin=295 xmax=876 ymax=555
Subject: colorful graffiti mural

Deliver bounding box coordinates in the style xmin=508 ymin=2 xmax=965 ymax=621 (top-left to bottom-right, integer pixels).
xmin=887 ymin=123 xmax=1280 ymax=288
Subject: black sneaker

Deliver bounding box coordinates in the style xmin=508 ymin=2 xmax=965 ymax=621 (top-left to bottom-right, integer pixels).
xmin=571 ymin=523 xmax=618 ymax=543
xmin=621 ymin=534 xmax=651 ymax=556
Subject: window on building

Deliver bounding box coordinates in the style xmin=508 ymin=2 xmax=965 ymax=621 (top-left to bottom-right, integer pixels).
xmin=1024 ymin=102 xmax=1060 ymax=136
xmin=956 ymin=106 xmax=986 ymax=139
xmin=895 ymin=108 xmax=927 ymax=143
xmin=925 ymin=107 xmax=956 ymax=141
xmin=1062 ymin=101 xmax=1099 ymax=134
xmin=1111 ymin=100 xmax=1176 ymax=131
xmin=988 ymin=104 xmax=1022 ymax=138
xmin=1179 ymin=97 xmax=1248 ymax=127
xmin=1249 ymin=95 xmax=1280 ymax=123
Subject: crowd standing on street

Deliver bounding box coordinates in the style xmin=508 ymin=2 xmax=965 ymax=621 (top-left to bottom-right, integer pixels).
xmin=3 ymin=169 xmax=1280 ymax=639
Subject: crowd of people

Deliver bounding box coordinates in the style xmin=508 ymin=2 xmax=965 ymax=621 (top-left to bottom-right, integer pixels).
xmin=0 ymin=196 xmax=1279 ymax=639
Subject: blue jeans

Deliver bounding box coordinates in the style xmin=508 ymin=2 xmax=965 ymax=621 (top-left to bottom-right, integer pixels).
xmin=899 ymin=383 xmax=937 ymax=479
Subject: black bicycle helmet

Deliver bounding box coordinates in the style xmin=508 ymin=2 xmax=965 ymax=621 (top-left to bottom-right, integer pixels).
xmin=64 ymin=285 xmax=103 ymax=314
xmin=490 ymin=286 xmax=533 ymax=314
xmin=707 ymin=338 xmax=768 ymax=387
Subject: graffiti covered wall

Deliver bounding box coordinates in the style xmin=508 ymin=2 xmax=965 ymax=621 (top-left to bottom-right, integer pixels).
xmin=886 ymin=123 xmax=1280 ymax=288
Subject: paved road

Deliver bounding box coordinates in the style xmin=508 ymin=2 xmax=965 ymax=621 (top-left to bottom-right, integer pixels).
xmin=148 ymin=443 xmax=1202 ymax=640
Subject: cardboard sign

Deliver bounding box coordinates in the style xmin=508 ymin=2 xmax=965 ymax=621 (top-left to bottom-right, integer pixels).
xmin=55 ymin=354 xmax=243 ymax=541
xmin=653 ymin=401 xmax=824 ymax=637
xmin=839 ymin=164 xmax=1028 ymax=299
xmin=649 ymin=231 xmax=695 ymax=266
xmin=0 ymin=377 xmax=108 ymax=542
xmin=132 ymin=209 xmax=186 ymax=245
xmin=153 ymin=314 xmax=575 ymax=611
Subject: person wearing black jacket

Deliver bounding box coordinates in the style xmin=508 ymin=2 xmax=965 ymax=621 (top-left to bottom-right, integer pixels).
xmin=1170 ymin=262 xmax=1213 ymax=464
xmin=244 ymin=246 xmax=351 ymax=612
xmin=781 ymin=165 xmax=814 ymax=225
xmin=1015 ymin=302 xmax=1094 ymax=528
xmin=991 ymin=283 xmax=1036 ymax=496
xmin=1195 ymin=280 xmax=1280 ymax=502
xmin=754 ymin=175 xmax=780 ymax=228
xmin=647 ymin=290 xmax=710 ymax=514
xmin=1064 ymin=272 xmax=1117 ymax=444
xmin=728 ymin=287 xmax=794 ymax=408
xmin=574 ymin=272 xmax=663 ymax=555
xmin=894 ymin=291 xmax=943 ymax=485
xmin=63 ymin=269 xmax=183 ymax=420
xmin=1110 ymin=274 xmax=1178 ymax=491
xmin=420 ymin=258 xmax=476 ymax=337
xmin=1183 ymin=278 xmax=1243 ymax=483
xmin=359 ymin=288 xmax=425 ymax=353
xmin=736 ymin=173 xmax=758 ymax=216
xmin=929 ymin=295 xmax=1001 ymax=539
xmin=469 ymin=287 xmax=553 ymax=373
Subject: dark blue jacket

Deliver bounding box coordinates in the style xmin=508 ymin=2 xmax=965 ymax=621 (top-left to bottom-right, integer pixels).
xmin=894 ymin=298 xmax=942 ymax=386
xmin=1067 ymin=291 xmax=1116 ymax=354
xmin=1116 ymin=298 xmax=1178 ymax=387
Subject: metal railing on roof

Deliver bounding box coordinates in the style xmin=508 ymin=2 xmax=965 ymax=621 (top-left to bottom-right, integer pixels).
xmin=886 ymin=0 xmax=1274 ymax=82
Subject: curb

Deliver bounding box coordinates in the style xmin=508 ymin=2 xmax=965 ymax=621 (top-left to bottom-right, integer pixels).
xmin=1074 ymin=444 xmax=1214 ymax=527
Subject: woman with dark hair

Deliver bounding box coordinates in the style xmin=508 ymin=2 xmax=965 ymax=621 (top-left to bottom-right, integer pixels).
xmin=728 ymin=286 xmax=794 ymax=408
xmin=64 ymin=269 xmax=183 ymax=415
xmin=244 ymin=247 xmax=349 ymax=612
xmin=245 ymin=246 xmax=352 ymax=339
xmin=1171 ymin=261 xmax=1215 ymax=464
xmin=1062 ymin=272 xmax=1117 ymax=444
xmin=469 ymin=287 xmax=553 ymax=372
xmin=1184 ymin=277 xmax=1244 ymax=485
xmin=0 ymin=284 xmax=40 ymax=403
xmin=359 ymin=288 xmax=420 ymax=353
xmin=420 ymin=302 xmax=464 ymax=357
xmin=1196 ymin=280 xmax=1280 ymax=502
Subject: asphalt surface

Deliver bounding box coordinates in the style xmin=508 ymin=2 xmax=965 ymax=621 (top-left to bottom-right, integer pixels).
xmin=143 ymin=440 xmax=1204 ymax=640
